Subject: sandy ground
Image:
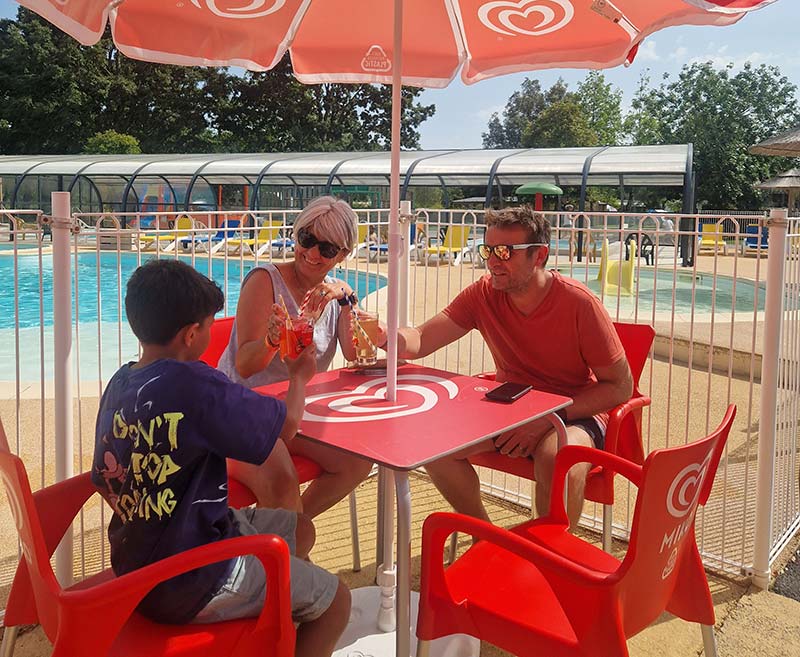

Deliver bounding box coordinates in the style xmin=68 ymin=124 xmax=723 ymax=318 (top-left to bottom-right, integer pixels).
xmin=1 ymin=245 xmax=798 ymax=655
xmin=2 ymin=474 xmax=800 ymax=657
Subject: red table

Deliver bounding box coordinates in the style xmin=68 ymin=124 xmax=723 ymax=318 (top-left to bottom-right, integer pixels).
xmin=256 ymin=365 xmax=571 ymax=657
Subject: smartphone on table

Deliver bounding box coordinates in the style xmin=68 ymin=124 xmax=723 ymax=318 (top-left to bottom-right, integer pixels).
xmin=484 ymin=381 xmax=533 ymax=403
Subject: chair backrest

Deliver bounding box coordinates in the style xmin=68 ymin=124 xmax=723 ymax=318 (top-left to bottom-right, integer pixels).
xmin=201 ymin=316 xmax=235 ymax=367
xmin=700 ymin=223 xmax=722 ymax=240
xmin=174 ymin=215 xmax=195 ymax=232
xmin=0 ymin=439 xmax=63 ymax=638
xmin=258 ymin=221 xmax=282 ymax=243
xmin=613 ymin=322 xmax=654 ymax=397
xmin=608 ymin=322 xmax=655 ymax=464
xmin=616 ymin=405 xmax=735 ymax=637
xmin=443 ymin=224 xmax=471 ymax=248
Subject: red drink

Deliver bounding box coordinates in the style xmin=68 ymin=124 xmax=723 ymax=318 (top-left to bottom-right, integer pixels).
xmin=280 ymin=317 xmax=314 ymax=360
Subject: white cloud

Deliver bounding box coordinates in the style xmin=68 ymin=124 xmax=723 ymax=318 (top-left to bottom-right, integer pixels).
xmin=636 ymin=40 xmax=660 ymax=62
xmin=669 ymin=46 xmax=688 ymax=61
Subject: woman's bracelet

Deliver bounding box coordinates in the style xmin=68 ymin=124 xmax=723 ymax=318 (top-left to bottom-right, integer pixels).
xmin=265 ymin=334 xmax=279 ymax=350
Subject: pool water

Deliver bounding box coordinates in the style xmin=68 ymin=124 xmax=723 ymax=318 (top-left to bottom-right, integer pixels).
xmin=556 ymin=266 xmax=766 ymax=315
xmin=0 ymin=253 xmax=385 ymax=381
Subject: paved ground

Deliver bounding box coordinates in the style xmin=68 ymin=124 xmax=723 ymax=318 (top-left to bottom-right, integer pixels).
xmin=2 ymin=473 xmax=800 ymax=657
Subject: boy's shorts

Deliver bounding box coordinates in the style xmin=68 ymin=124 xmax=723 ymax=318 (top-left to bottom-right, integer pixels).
xmin=191 ymin=507 xmax=339 ymax=624
xmin=569 ymin=416 xmax=606 ymax=451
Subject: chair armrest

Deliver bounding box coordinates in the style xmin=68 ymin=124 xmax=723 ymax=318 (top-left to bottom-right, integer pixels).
xmin=548 ymin=446 xmax=643 ymax=521
xmin=33 ymin=472 xmax=99 ymax=556
xmin=603 ymin=395 xmax=651 ymax=458
xmin=421 ymin=511 xmax=610 ymax=603
xmin=64 ymin=534 xmax=293 ymax=648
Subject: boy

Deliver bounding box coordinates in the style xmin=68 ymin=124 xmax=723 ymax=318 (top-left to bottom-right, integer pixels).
xmin=92 ymin=259 xmax=350 ymax=657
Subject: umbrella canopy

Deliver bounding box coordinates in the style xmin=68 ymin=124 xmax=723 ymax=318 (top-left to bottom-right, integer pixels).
xmin=516 ymin=182 xmax=564 ymax=196
xmin=750 ymin=126 xmax=800 ymax=157
xmin=14 ymin=0 xmax=777 ymax=400
xmin=17 ymin=0 xmax=773 ymax=85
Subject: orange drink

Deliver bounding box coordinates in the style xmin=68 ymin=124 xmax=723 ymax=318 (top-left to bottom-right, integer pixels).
xmin=280 ymin=316 xmax=314 ymax=360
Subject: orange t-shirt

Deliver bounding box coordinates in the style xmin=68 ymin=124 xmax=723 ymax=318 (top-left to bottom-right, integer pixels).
xmin=443 ymin=271 xmax=625 ymax=425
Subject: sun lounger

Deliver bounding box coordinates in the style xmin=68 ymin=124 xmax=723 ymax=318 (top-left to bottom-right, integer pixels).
xmin=740 ymin=225 xmax=768 ymax=256
xmin=698 ymin=222 xmax=728 ymax=255
xmin=180 ymin=219 xmax=241 ymax=254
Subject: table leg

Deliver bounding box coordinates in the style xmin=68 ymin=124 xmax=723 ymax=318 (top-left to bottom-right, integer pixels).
xmin=395 ymin=470 xmax=412 ymax=657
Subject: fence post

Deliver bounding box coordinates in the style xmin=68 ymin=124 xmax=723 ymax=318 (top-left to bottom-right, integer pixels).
xmin=51 ymin=191 xmax=74 ymax=587
xmin=752 ymin=207 xmax=788 ymax=589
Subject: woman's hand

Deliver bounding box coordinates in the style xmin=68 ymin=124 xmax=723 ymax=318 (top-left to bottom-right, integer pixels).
xmin=265 ymin=303 xmax=286 ymax=350
xmin=284 ymin=342 xmax=316 ymax=385
xmin=301 ymin=281 xmax=354 ymax=319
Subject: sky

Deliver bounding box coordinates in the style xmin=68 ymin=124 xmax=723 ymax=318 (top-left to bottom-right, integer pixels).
xmin=1 ymin=1 xmax=797 ymax=150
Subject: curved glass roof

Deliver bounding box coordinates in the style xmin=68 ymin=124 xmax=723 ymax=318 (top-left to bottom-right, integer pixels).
xmin=0 ymin=145 xmax=692 ymax=210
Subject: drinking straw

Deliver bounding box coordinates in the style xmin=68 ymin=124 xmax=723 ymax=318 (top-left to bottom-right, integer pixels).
xmin=347 ymin=291 xmax=376 ymax=350
xmin=278 ymin=293 xmax=292 ymax=333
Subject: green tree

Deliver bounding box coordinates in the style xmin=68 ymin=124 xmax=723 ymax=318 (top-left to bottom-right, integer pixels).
xmin=483 ymin=78 xmax=599 ymax=149
xmin=577 ymin=71 xmax=622 ymax=146
xmin=623 ymin=62 xmax=800 ymax=209
xmin=83 ymin=130 xmax=141 ymax=154
xmin=0 ymin=10 xmax=435 ymax=155
xmin=621 ymin=73 xmax=664 ymax=146
xmin=522 ymin=98 xmax=597 ymax=148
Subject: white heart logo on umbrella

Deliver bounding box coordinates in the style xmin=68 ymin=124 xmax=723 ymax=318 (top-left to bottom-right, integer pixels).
xmin=666 ymin=451 xmax=712 ymax=518
xmin=303 ymin=374 xmax=459 ymax=423
xmin=190 ymin=0 xmax=285 ymax=19
xmin=478 ymin=0 xmax=574 ymax=37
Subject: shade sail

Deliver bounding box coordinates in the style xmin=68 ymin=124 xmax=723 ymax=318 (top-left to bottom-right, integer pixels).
xmin=17 ymin=0 xmax=772 ymax=86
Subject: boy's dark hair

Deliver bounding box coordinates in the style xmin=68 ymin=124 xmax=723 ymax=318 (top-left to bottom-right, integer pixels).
xmin=125 ymin=259 xmax=224 ymax=345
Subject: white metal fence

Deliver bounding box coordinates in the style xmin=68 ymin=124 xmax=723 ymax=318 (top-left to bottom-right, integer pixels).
xmin=0 ymin=203 xmax=797 ymax=594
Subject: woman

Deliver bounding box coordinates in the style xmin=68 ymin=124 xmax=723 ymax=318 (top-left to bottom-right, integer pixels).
xmin=218 ymin=196 xmax=375 ymax=517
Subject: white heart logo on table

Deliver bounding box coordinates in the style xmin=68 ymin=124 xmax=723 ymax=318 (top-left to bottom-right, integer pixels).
xmin=303 ymin=374 xmax=459 ymax=423
xmin=478 ymin=0 xmax=574 ymax=37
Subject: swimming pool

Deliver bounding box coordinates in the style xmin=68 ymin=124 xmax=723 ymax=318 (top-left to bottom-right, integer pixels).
xmin=0 ymin=253 xmax=386 ymax=381
xmin=556 ymin=265 xmax=766 ymax=316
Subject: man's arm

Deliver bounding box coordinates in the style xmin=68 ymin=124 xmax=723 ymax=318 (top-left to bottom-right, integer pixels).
xmin=564 ymin=356 xmax=633 ymax=421
xmin=396 ymin=312 xmax=470 ymax=360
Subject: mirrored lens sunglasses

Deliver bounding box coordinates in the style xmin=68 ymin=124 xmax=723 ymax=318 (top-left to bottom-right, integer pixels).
xmin=297 ymin=227 xmax=343 ymax=259
xmin=478 ymin=243 xmax=547 ymax=261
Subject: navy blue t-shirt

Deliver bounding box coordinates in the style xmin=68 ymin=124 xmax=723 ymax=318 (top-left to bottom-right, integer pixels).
xmin=91 ymin=359 xmax=286 ymax=624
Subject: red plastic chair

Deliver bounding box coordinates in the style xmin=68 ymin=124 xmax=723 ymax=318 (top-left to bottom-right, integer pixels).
xmin=417 ymin=405 xmax=736 ymax=657
xmin=465 ymin=321 xmax=655 ymax=552
xmin=202 ymin=316 xmax=361 ymax=571
xmin=0 ymin=430 xmax=296 ymax=657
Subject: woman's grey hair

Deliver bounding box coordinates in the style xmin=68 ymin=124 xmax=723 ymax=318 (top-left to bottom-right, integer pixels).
xmin=292 ymin=196 xmax=359 ymax=253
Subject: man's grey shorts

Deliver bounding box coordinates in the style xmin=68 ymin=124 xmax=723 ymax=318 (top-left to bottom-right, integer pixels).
xmin=191 ymin=507 xmax=339 ymax=624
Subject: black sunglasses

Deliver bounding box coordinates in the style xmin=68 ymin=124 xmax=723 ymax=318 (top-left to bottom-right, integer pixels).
xmin=297 ymin=227 xmax=343 ymax=259
xmin=478 ymin=242 xmax=547 ymax=261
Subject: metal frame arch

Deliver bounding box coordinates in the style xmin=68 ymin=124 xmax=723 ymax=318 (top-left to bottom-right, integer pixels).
xmin=578 ymin=146 xmax=609 ymax=212
xmin=400 ymin=150 xmax=457 ymax=200
xmin=11 ymin=158 xmax=55 ymax=208
xmin=251 ymin=154 xmax=320 ymax=210
xmin=120 ymin=155 xmax=178 ymax=213
xmin=184 ymin=154 xmax=254 ymax=211
xmin=485 ymin=149 xmax=536 ymax=208
xmin=67 ymin=174 xmax=105 ymax=211
xmin=324 ymin=153 xmax=378 ymax=195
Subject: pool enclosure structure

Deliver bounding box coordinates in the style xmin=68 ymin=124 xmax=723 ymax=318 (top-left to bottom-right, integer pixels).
xmin=0 ymin=144 xmax=694 ymax=215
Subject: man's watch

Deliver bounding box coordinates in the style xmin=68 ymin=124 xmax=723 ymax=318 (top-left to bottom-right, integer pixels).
xmin=337 ymin=292 xmax=358 ymax=307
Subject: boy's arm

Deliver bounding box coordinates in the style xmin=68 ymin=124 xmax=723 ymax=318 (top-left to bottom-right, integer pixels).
xmin=277 ymin=343 xmax=316 ymax=443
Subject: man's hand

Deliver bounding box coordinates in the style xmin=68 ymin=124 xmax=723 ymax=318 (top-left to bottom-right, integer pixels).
xmin=285 ymin=342 xmax=316 ymax=385
xmin=493 ymin=417 xmax=553 ymax=458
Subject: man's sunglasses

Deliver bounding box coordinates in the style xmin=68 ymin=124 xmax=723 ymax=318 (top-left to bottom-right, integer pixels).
xmin=297 ymin=227 xmax=344 ymax=259
xmin=477 ymin=243 xmax=547 ymax=261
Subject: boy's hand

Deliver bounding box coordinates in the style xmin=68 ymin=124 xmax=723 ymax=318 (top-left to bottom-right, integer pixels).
xmin=285 ymin=342 xmax=316 ymax=384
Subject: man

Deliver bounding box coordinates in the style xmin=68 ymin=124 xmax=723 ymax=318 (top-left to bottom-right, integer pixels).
xmin=397 ymin=206 xmax=633 ymax=528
